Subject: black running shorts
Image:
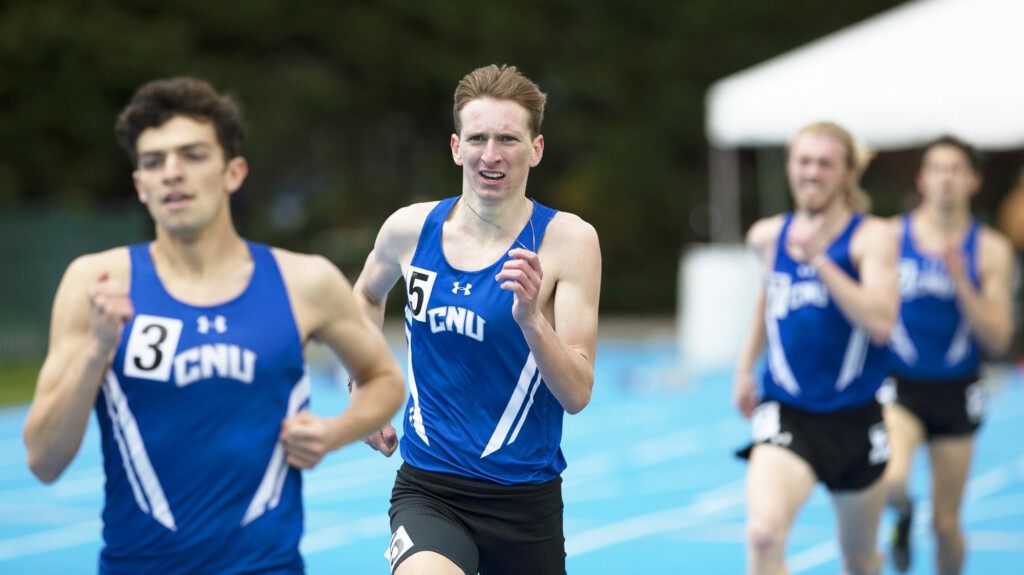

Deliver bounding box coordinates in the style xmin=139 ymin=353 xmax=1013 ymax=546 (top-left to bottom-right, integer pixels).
xmin=887 ymin=374 xmax=984 ymax=438
xmin=386 ymin=463 xmax=565 ymax=575
xmin=737 ymin=399 xmax=889 ymax=492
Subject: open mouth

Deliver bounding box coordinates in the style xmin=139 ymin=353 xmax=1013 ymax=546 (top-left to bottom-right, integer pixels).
xmin=797 ymin=183 xmax=827 ymax=196
xmin=163 ymin=192 xmax=194 ymax=205
xmin=480 ymin=171 xmax=505 ymax=183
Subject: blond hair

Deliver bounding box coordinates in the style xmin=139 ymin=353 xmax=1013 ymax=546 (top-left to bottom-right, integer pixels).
xmin=789 ymin=121 xmax=875 ymax=213
xmin=453 ymin=65 xmax=547 ymax=137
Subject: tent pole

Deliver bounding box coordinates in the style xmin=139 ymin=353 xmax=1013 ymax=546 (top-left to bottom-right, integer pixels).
xmin=756 ymin=147 xmax=788 ymax=217
xmin=709 ymin=146 xmax=742 ymax=243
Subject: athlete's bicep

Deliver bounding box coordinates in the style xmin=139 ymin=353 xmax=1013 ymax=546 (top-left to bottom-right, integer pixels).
xmin=979 ymin=232 xmax=1014 ymax=314
xmin=857 ymin=222 xmax=899 ymax=292
xmin=41 ymin=258 xmax=102 ymax=376
xmin=309 ymin=261 xmax=397 ymax=383
xmin=746 ymin=216 xmax=783 ymax=273
xmin=354 ymin=247 xmax=404 ymax=306
xmin=552 ymin=223 xmax=601 ymax=365
xmin=355 ymin=205 xmax=429 ymax=305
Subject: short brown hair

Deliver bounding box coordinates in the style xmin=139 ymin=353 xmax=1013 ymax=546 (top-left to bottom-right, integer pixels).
xmin=922 ymin=135 xmax=983 ymax=173
xmin=115 ymin=77 xmax=246 ymax=164
xmin=789 ymin=121 xmax=875 ymax=213
xmin=453 ymin=65 xmax=547 ymax=137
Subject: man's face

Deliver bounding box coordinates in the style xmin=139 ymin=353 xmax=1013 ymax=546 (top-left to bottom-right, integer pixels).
xmin=786 ymin=132 xmax=852 ymax=214
xmin=917 ymin=144 xmax=980 ymax=212
xmin=133 ymin=116 xmax=246 ymax=237
xmin=451 ymin=98 xmax=544 ymax=202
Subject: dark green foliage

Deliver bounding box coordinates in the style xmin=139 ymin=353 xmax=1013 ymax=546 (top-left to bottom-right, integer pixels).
xmin=0 ymin=0 xmax=908 ymax=312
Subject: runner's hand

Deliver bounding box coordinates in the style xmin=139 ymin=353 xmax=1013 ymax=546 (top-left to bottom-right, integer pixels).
xmin=87 ymin=272 xmax=134 ymax=356
xmin=733 ymin=371 xmax=758 ymax=419
xmin=497 ymin=248 xmax=543 ymax=327
xmin=362 ymin=423 xmax=399 ymax=457
xmin=786 ymin=213 xmax=827 ymax=262
xmin=280 ymin=412 xmax=332 ymax=469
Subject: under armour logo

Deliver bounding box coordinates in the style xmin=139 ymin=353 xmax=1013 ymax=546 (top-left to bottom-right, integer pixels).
xmin=796 ymin=264 xmax=817 ymax=278
xmin=197 ymin=315 xmax=227 ymax=334
xmin=452 ymin=282 xmax=472 ymax=295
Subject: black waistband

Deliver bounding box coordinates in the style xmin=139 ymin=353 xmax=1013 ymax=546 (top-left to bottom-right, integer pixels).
xmin=895 ymin=372 xmax=980 ymax=387
xmin=398 ymin=463 xmax=561 ymax=494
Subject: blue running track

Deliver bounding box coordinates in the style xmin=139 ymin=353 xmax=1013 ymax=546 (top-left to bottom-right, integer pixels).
xmin=0 ymin=338 xmax=1021 ymax=574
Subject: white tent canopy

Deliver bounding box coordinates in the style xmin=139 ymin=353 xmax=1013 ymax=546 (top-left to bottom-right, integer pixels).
xmin=680 ymin=0 xmax=1023 ymax=368
xmin=706 ymin=0 xmax=1024 ymax=151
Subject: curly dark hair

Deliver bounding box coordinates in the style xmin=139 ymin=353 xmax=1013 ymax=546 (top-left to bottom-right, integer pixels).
xmin=115 ymin=77 xmax=246 ymax=164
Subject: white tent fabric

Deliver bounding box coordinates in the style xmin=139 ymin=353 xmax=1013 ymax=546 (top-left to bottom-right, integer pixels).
xmin=706 ymin=0 xmax=1024 ymax=150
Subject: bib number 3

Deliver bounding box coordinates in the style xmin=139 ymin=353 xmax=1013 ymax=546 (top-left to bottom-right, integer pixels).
xmin=123 ymin=315 xmax=183 ymax=382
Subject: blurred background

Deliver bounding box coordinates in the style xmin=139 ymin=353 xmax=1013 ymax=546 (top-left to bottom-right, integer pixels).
xmin=4 ymin=0 xmax=1023 ymax=371
xmin=3 ymin=1 xmax=1024 ymax=573
xmin=10 ymin=0 xmax=1024 ymax=380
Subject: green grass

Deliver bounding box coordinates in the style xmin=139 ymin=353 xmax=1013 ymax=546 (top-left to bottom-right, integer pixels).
xmin=0 ymin=360 xmax=41 ymax=407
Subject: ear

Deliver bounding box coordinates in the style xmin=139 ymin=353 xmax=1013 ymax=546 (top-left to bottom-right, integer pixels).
xmin=132 ymin=171 xmax=146 ymax=204
xmin=529 ymin=134 xmax=544 ymax=168
xmin=224 ymin=156 xmax=249 ymax=194
xmin=970 ymin=173 xmax=983 ymax=197
xmin=842 ymin=166 xmax=859 ymax=194
xmin=451 ymin=134 xmax=463 ymax=166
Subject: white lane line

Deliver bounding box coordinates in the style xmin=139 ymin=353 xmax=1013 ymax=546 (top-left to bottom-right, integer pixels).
xmin=565 ymin=491 xmax=745 ymax=557
xmin=968 ymin=530 xmax=1024 ymax=551
xmin=563 ymin=419 xmax=743 ymax=490
xmin=782 ymin=453 xmax=1024 ymax=573
xmin=305 ymin=455 xmax=397 ymax=478
xmin=0 ymin=467 xmax=105 ymax=502
xmin=303 ymin=469 xmax=396 ymax=497
xmin=0 ymin=504 xmax=98 ymax=526
xmin=965 ymin=465 xmax=1012 ymax=502
xmin=788 ymin=540 xmax=838 ymax=574
xmin=965 ymin=492 xmax=1024 ymax=523
xmin=0 ymin=520 xmax=101 ymax=561
xmin=694 ymin=479 xmax=746 ymax=503
xmin=301 ymin=515 xmax=390 ymax=555
xmin=630 ymin=429 xmax=702 ymax=466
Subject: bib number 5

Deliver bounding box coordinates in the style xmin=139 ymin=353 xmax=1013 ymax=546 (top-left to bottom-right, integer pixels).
xmin=406 ymin=267 xmax=437 ymax=322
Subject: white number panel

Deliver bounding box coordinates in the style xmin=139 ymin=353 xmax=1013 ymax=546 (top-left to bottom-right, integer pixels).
xmin=123 ymin=315 xmax=183 ymax=382
xmin=406 ymin=266 xmax=437 ymax=322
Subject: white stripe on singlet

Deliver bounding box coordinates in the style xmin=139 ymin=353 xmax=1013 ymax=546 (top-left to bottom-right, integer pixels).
xmin=102 ymin=371 xmax=177 ymax=531
xmin=944 ymin=318 xmax=973 ymax=366
xmin=404 ymin=321 xmax=430 ymax=445
xmin=765 ymin=317 xmax=801 ymax=396
xmin=482 ymin=353 xmax=540 ymax=458
xmin=888 ymin=318 xmax=919 ymax=365
xmin=835 ymin=328 xmax=869 ymax=392
xmin=508 ymin=370 xmax=543 ymax=446
xmin=242 ymin=371 xmax=310 ymax=526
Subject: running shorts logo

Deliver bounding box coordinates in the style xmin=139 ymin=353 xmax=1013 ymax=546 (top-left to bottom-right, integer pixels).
xmin=868 ymin=421 xmax=890 ymax=465
xmin=965 ymin=382 xmax=985 ymax=423
xmin=385 ymin=525 xmax=414 ymax=571
xmin=751 ymin=401 xmax=782 ymax=443
xmin=875 ymin=377 xmax=897 ymax=406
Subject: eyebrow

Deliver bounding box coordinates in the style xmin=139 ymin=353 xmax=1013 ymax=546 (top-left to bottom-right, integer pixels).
xmin=464 ymin=130 xmax=524 ymax=139
xmin=137 ymin=142 xmax=213 ymax=158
